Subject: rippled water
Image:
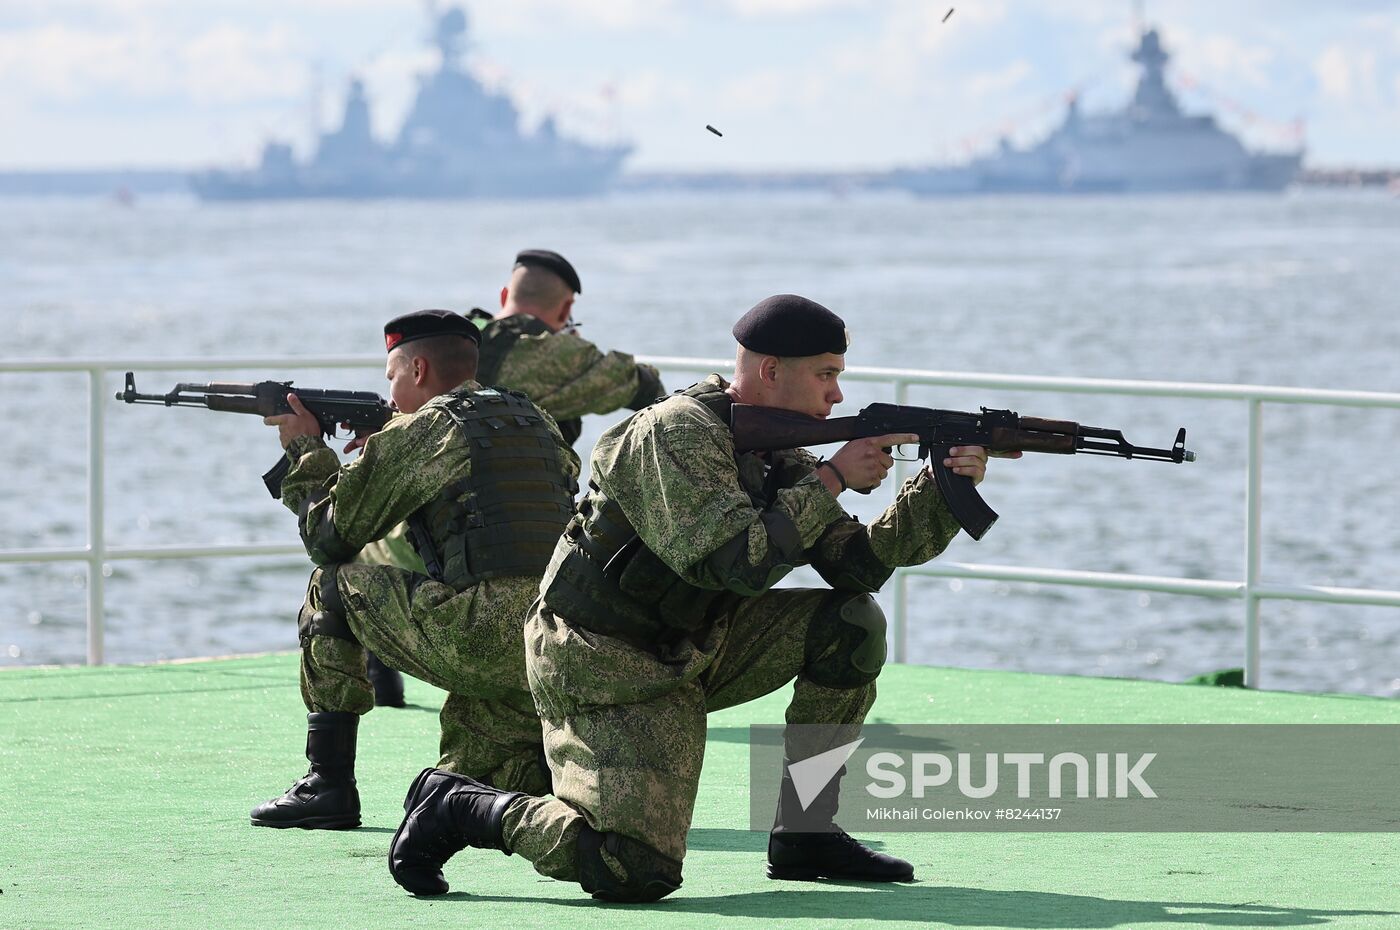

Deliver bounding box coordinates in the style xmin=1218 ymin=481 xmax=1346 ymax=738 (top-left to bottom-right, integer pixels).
xmin=3 ymin=190 xmax=1398 ymax=695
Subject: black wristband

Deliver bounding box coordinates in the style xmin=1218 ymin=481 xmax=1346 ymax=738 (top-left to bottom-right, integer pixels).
xmin=817 ymin=459 xmax=848 ymax=493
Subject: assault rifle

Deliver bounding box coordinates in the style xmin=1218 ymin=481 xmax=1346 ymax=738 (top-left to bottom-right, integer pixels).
xmin=730 ymin=402 xmax=1194 ymax=540
xmin=116 ymin=371 xmax=393 ymax=497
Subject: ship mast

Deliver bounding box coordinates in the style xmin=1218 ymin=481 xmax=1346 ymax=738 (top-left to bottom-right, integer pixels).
xmin=1129 ymin=17 xmax=1180 ymax=119
xmin=430 ymin=4 xmax=469 ymax=72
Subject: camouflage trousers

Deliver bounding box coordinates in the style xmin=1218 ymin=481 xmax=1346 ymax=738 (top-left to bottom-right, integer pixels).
xmin=499 ymin=587 xmax=877 ymax=887
xmin=298 ymin=562 xmax=548 ymax=795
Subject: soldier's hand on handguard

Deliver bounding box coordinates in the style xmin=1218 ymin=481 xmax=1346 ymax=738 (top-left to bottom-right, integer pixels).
xmin=824 ymin=433 xmax=920 ymax=493
xmin=264 ymin=392 xmax=322 ymax=449
xmin=934 ymin=446 xmax=1021 ymax=487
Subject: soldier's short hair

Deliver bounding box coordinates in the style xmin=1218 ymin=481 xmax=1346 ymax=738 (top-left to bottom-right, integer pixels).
xmin=511 ymin=264 xmax=573 ymax=310
xmin=403 ymin=333 xmax=479 ymax=385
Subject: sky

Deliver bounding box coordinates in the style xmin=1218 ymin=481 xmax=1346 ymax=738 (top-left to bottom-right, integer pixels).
xmin=0 ymin=0 xmax=1397 ymax=171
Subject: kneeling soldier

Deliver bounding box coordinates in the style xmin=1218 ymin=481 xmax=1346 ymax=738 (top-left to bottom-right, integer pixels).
xmin=388 ymin=295 xmax=999 ymax=897
xmin=251 ymin=309 xmax=578 ymax=829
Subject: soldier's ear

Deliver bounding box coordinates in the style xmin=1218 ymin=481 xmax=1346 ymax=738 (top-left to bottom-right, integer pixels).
xmin=759 ymin=355 xmax=781 ymax=384
xmin=499 ymin=285 xmax=509 ymax=309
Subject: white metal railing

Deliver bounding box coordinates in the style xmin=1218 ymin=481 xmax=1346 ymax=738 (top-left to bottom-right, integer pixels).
xmin=6 ymin=354 xmax=1400 ymax=688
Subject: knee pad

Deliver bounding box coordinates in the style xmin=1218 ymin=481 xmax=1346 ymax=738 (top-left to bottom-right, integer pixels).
xmin=804 ymin=592 xmax=887 ymax=688
xmin=576 ymin=826 xmax=682 ymax=903
xmin=297 ymin=566 xmax=358 ymax=646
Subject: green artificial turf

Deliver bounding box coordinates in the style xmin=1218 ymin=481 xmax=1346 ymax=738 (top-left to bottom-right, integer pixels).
xmin=3 ymin=655 xmax=1397 ymax=930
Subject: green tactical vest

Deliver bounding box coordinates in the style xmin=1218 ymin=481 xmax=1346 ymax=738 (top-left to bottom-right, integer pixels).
xmin=469 ymin=310 xmax=583 ymax=446
xmin=540 ymin=380 xmax=781 ymax=644
xmin=405 ymin=385 xmax=577 ymax=591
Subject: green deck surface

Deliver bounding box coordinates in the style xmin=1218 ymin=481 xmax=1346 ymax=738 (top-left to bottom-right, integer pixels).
xmin=3 ymin=655 xmax=1397 ymax=930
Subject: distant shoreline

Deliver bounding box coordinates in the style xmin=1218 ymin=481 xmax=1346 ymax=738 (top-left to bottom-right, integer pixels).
xmin=1 ymin=165 xmax=1396 ymax=197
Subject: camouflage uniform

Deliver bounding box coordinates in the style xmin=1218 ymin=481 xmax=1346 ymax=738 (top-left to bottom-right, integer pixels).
xmin=280 ymin=381 xmax=580 ymax=792
xmin=356 ymin=313 xmax=662 ymax=569
xmin=494 ymin=374 xmax=961 ymax=891
xmin=476 ymin=312 xmax=665 ymax=445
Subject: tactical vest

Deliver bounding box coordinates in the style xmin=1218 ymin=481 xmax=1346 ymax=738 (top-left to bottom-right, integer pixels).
xmin=541 ymin=380 xmax=780 ymax=644
xmin=469 ymin=310 xmax=583 ymax=446
xmin=405 ymin=386 xmax=577 ymax=591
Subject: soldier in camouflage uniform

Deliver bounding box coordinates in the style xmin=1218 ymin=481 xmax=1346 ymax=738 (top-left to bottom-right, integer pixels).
xmin=472 ymin=249 xmax=666 ymax=444
xmin=388 ymin=295 xmax=1001 ymax=899
xmin=251 ymin=309 xmax=579 ymax=830
xmin=359 ymin=249 xmax=664 ymax=705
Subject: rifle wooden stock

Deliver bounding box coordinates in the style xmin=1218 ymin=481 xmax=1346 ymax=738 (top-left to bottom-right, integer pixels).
xmin=730 ymin=406 xmax=877 ymax=452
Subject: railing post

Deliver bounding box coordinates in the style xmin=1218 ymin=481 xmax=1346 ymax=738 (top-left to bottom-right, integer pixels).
xmin=88 ymin=368 xmax=106 ymax=666
xmin=892 ymin=570 xmax=908 ymax=664
xmin=891 ymin=379 xmax=910 ymax=664
xmin=1244 ymin=399 xmax=1263 ymax=688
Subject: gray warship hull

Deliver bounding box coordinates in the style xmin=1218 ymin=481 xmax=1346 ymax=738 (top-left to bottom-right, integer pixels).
xmin=890 ymin=151 xmax=1302 ymax=196
xmin=190 ymin=156 xmax=629 ymax=201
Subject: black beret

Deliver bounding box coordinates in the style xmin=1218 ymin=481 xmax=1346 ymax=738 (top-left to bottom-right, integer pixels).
xmin=514 ymin=249 xmax=581 ymax=294
xmin=732 ymin=294 xmax=849 ymax=357
xmin=383 ymin=308 xmax=481 ymax=353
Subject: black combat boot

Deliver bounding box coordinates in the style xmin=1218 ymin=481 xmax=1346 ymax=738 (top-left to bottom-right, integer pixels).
xmin=250 ymin=711 xmax=361 ymax=829
xmin=767 ymin=761 xmax=914 ymax=882
xmin=366 ymin=651 xmax=406 ymax=708
xmin=389 ymin=768 xmax=523 ymax=896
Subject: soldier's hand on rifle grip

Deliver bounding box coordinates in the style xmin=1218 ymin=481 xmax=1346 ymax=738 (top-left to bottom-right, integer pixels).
xmin=827 ymin=433 xmax=919 ymax=492
xmin=264 ymin=392 xmax=322 ymax=449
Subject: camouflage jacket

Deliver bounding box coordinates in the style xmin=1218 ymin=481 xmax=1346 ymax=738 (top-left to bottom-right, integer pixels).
xmin=353 ymin=315 xmax=661 ymax=572
xmin=279 ymin=380 xmax=581 ymax=566
xmin=549 ymin=374 xmax=961 ymax=610
xmin=478 ymin=313 xmax=665 ymax=429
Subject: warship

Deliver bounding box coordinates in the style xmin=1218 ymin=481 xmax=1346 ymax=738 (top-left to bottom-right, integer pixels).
xmin=887 ymin=23 xmax=1303 ymax=195
xmin=190 ymin=6 xmax=631 ymax=200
